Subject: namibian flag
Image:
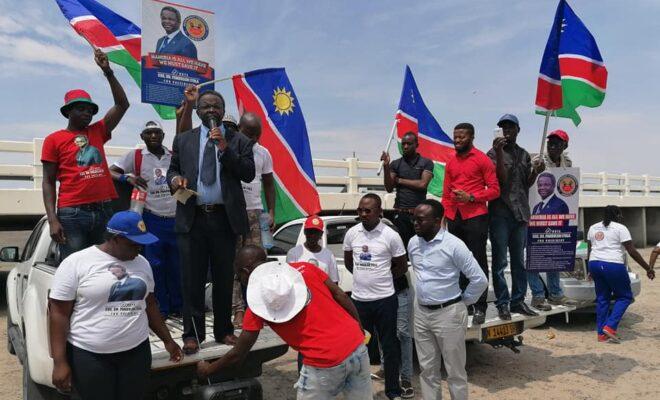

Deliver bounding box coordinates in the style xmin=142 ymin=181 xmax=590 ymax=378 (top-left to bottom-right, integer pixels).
xmin=233 ymin=69 xmax=321 ymax=224
xmin=55 ymin=0 xmax=175 ymax=119
xmin=395 ymin=66 xmax=453 ymax=198
xmin=535 ymin=0 xmax=607 ymax=126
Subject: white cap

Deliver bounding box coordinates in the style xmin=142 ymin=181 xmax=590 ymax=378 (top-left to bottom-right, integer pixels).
xmin=141 ymin=120 xmax=163 ymax=133
xmin=222 ymin=114 xmax=237 ymax=126
xmin=246 ymin=261 xmax=309 ymax=323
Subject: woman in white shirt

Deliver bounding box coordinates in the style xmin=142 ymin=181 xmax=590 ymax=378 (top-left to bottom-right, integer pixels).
xmin=49 ymin=211 xmax=183 ymax=399
xmin=587 ymin=206 xmax=655 ymax=343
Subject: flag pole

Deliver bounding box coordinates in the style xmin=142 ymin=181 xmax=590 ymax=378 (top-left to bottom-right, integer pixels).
xmin=196 ymin=74 xmax=241 ymax=89
xmin=539 ymin=110 xmax=551 ymax=157
xmin=377 ymin=119 xmax=398 ymax=176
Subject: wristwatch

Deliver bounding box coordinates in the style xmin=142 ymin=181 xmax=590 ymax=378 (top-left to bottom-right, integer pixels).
xmin=469 ymin=194 xmax=475 ymax=203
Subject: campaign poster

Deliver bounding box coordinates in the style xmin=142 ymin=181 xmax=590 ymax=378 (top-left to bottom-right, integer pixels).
xmin=526 ymin=167 xmax=580 ymax=272
xmin=141 ymin=0 xmax=215 ymax=107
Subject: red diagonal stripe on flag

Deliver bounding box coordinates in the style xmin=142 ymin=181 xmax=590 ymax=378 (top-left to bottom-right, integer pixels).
xmin=233 ymin=77 xmax=320 ymax=215
xmin=71 ymin=18 xmax=122 ymax=49
xmin=396 ymin=114 xmax=454 ymax=163
xmin=559 ymin=57 xmax=608 ymax=90
xmin=119 ymin=37 xmax=141 ymax=61
xmin=535 ymin=77 xmax=563 ymax=110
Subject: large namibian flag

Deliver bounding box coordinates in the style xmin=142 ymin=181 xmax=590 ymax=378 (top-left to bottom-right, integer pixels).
xmin=535 ymin=0 xmax=607 ymax=126
xmin=233 ymin=69 xmax=321 ymax=224
xmin=55 ymin=0 xmax=175 ymax=119
xmin=395 ymin=66 xmax=453 ymax=198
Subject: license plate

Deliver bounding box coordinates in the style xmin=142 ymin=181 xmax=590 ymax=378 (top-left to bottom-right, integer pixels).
xmin=483 ymin=322 xmax=523 ymax=340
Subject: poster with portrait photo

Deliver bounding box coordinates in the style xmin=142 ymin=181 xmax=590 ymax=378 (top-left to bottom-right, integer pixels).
xmin=141 ymin=0 xmax=215 ymax=107
xmin=526 ymin=167 xmax=580 ymax=272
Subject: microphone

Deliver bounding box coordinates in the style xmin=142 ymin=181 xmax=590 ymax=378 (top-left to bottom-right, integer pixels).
xmin=208 ymin=116 xmax=218 ymax=144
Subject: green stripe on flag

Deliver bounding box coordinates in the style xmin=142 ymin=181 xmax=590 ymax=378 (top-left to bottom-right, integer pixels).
xmin=106 ymin=49 xmax=176 ymax=120
xmin=262 ymin=180 xmax=306 ymax=225
xmin=535 ymin=78 xmax=606 ymax=126
xmin=427 ymin=162 xmax=445 ymax=198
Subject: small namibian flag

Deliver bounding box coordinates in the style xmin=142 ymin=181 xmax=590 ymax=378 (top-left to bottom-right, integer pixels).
xmin=233 ymin=69 xmax=321 ymax=224
xmin=395 ymin=66 xmax=454 ymax=198
xmin=535 ymin=0 xmax=607 ymax=126
xmin=55 ymin=0 xmax=175 ymax=119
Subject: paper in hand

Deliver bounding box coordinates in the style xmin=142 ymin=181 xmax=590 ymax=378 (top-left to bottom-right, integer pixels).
xmin=174 ymin=188 xmax=198 ymax=204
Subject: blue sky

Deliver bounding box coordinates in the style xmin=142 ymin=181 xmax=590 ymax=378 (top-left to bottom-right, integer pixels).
xmin=1 ymin=0 xmax=658 ymax=175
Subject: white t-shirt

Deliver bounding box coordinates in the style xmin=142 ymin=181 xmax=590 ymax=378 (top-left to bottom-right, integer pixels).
xmin=342 ymin=221 xmax=406 ymax=301
xmin=113 ymin=148 xmax=176 ymax=217
xmin=587 ymin=221 xmax=632 ymax=264
xmin=286 ymin=244 xmax=339 ymax=283
xmin=49 ymin=246 xmax=155 ymax=354
xmin=241 ymin=143 xmax=274 ymax=210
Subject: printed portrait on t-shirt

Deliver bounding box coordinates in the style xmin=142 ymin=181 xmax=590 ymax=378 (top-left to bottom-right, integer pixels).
xmin=307 ymin=258 xmax=319 ymax=267
xmin=359 ymin=245 xmax=372 ymax=261
xmin=74 ymin=135 xmax=103 ymax=167
xmin=107 ymin=264 xmax=147 ymax=302
xmin=153 ymin=168 xmax=167 ymax=185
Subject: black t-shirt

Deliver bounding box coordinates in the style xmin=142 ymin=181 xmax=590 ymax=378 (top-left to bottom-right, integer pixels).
xmin=390 ymin=154 xmax=434 ymax=208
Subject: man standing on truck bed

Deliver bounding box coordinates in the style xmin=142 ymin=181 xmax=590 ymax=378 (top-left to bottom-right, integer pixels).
xmin=110 ymin=121 xmax=182 ymax=319
xmin=442 ymin=122 xmax=500 ymax=325
xmin=197 ymin=246 xmax=372 ymax=400
xmin=41 ymin=49 xmax=129 ymax=261
xmin=379 ymin=132 xmax=432 ymax=398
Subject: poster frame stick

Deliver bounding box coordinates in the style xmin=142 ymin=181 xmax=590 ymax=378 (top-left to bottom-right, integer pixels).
xmin=196 ymin=75 xmax=239 ymax=89
xmin=539 ymin=110 xmax=551 ymax=157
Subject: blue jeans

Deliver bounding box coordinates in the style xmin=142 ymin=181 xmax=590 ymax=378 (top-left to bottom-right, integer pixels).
xmin=589 ymin=260 xmax=633 ymax=334
xmin=296 ymin=344 xmax=372 ymax=400
xmin=489 ymin=208 xmax=528 ymax=307
xmin=143 ymin=211 xmax=182 ymax=316
xmin=379 ymin=288 xmax=413 ymax=382
xmin=528 ymin=271 xmax=564 ymax=299
xmin=57 ymin=202 xmax=113 ymax=261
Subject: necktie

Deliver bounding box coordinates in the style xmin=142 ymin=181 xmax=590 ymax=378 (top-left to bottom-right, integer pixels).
xmin=200 ymin=136 xmax=216 ymax=185
xmin=159 ymin=37 xmax=169 ymax=51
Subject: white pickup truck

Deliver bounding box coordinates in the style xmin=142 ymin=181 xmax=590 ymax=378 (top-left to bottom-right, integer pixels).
xmin=267 ymin=215 xmax=578 ymax=351
xmin=2 ymin=217 xmax=288 ymax=400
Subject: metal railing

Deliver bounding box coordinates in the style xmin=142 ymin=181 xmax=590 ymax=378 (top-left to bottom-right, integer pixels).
xmin=1 ymin=139 xmax=659 ymax=215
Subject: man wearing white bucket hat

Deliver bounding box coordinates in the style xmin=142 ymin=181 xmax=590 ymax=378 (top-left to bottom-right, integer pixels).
xmin=197 ymin=246 xmax=372 ymax=399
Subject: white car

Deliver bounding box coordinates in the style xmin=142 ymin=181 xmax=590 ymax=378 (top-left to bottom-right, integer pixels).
xmin=267 ymin=216 xmax=574 ymax=350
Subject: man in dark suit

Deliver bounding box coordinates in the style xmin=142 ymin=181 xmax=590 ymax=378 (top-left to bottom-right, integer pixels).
xmin=167 ymin=89 xmax=255 ymax=353
xmin=533 ymin=173 xmax=569 ymax=216
xmin=156 ymin=6 xmax=197 ymax=59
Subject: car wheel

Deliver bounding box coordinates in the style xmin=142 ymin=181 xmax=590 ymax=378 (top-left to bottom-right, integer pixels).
xmin=23 ymin=357 xmax=67 ymax=400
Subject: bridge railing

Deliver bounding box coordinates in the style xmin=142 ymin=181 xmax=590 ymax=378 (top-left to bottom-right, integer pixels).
xmin=1 ymin=138 xmax=659 ymax=200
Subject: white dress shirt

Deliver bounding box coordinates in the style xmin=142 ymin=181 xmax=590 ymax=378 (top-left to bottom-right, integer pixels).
xmin=407 ymin=229 xmax=487 ymax=306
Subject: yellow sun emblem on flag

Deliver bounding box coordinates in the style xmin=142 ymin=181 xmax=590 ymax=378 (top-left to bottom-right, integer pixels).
xmin=273 ymin=87 xmax=295 ymax=116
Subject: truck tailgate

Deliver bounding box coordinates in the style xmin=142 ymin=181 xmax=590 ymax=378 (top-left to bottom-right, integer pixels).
xmin=150 ymin=314 xmax=287 ymax=370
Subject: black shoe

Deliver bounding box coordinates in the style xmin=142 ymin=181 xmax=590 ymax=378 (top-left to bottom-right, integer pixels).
xmin=473 ymin=309 xmax=486 ymax=325
xmin=497 ymin=305 xmax=511 ymax=320
xmin=511 ymin=302 xmax=539 ymax=316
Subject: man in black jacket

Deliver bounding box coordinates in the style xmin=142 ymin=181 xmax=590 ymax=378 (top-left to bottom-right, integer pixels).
xmin=167 ymin=90 xmax=255 ymax=353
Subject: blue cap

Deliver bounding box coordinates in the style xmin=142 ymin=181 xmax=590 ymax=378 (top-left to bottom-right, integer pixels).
xmin=497 ymin=114 xmax=519 ymax=127
xmin=106 ymin=211 xmax=158 ymax=245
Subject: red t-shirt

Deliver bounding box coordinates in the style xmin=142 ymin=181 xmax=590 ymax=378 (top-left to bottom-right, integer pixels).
xmin=442 ymin=146 xmax=500 ymax=220
xmin=41 ymin=120 xmax=117 ymax=208
xmin=242 ymin=262 xmax=364 ymax=368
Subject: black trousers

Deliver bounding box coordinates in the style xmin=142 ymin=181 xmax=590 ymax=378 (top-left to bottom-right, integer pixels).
xmin=353 ymin=294 xmax=402 ymax=399
xmin=392 ymin=212 xmax=415 ymax=248
xmin=68 ymin=340 xmax=151 ymax=400
xmin=448 ymin=212 xmax=489 ymax=312
xmin=178 ymin=206 xmax=237 ymax=342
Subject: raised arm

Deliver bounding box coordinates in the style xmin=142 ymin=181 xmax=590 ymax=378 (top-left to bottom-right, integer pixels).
xmin=177 ymin=85 xmax=197 ymax=135
xmin=381 ymin=152 xmax=396 ymax=193
xmin=219 ymin=134 xmax=255 ymax=183
xmin=95 ymin=49 xmax=129 ymax=132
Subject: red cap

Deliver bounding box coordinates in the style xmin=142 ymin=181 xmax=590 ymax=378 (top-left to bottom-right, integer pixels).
xmin=547 ymin=129 xmax=569 ymax=143
xmin=304 ymin=216 xmax=324 ymax=232
xmin=60 ymin=89 xmax=98 ymax=118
